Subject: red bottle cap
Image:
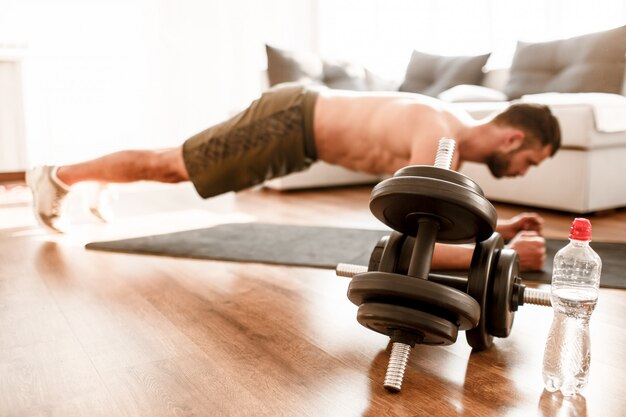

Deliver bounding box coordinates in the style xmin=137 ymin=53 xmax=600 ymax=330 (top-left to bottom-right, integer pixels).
xmin=569 ymin=218 xmax=592 ymax=241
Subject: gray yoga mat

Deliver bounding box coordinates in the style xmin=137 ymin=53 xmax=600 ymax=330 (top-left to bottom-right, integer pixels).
xmin=87 ymin=223 xmax=390 ymax=269
xmin=86 ymin=223 xmax=625 ymax=289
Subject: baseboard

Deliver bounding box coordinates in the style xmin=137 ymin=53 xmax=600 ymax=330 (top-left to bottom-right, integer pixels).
xmin=0 ymin=171 xmax=25 ymax=183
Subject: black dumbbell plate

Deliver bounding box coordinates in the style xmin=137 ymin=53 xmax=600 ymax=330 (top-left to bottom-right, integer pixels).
xmin=489 ymin=248 xmax=519 ymax=338
xmin=370 ymin=175 xmax=496 ymax=243
xmin=465 ymin=233 xmax=502 ymax=350
xmin=348 ymin=271 xmax=480 ymax=330
xmin=357 ymin=302 xmax=459 ymax=345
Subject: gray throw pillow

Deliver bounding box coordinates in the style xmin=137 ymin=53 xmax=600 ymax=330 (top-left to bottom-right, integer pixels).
xmin=265 ymin=44 xmax=323 ymax=86
xmin=504 ymin=25 xmax=626 ymax=99
xmin=399 ymin=50 xmax=491 ymax=97
xmin=265 ymin=45 xmax=367 ymax=90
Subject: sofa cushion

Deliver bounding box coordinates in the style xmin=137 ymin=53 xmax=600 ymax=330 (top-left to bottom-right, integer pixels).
xmin=265 ymin=44 xmax=368 ymax=90
xmin=265 ymin=44 xmax=323 ymax=86
xmin=438 ymin=84 xmax=508 ymax=102
xmin=399 ymin=50 xmax=490 ymax=97
xmin=504 ymin=25 xmax=626 ymax=99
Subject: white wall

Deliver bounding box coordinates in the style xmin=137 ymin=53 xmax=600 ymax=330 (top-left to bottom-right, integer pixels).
xmin=0 ymin=0 xmax=317 ymax=167
xmin=0 ymin=57 xmax=26 ymax=171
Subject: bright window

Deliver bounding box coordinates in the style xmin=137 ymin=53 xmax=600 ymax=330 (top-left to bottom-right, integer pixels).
xmin=317 ymin=0 xmax=626 ymax=79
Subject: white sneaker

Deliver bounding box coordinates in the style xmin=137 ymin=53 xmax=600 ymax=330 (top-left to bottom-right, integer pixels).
xmin=87 ymin=183 xmax=115 ymax=222
xmin=25 ymin=166 xmax=70 ymax=232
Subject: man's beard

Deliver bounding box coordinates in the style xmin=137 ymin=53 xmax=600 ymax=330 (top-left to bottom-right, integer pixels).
xmin=486 ymin=152 xmax=510 ymax=178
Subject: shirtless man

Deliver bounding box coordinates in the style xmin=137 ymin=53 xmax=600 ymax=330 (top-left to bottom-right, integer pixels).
xmin=27 ymin=83 xmax=561 ymax=271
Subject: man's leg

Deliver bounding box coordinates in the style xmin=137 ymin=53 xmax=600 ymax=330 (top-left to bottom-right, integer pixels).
xmin=56 ymin=147 xmax=188 ymax=185
xmin=27 ymin=147 xmax=188 ymax=232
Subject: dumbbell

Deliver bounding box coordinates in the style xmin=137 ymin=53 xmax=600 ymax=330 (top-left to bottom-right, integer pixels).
xmin=341 ymin=138 xmax=550 ymax=392
xmin=337 ymin=232 xmax=552 ymax=350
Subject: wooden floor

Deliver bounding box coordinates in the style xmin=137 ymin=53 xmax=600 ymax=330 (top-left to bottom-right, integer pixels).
xmin=1 ymin=182 xmax=625 ymax=417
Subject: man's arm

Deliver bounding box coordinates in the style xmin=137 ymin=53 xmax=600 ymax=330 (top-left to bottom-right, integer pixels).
xmin=432 ymin=231 xmax=546 ymax=272
xmin=496 ymin=212 xmax=543 ymax=240
xmin=505 ymin=231 xmax=546 ymax=271
xmin=431 ymin=243 xmax=474 ymax=270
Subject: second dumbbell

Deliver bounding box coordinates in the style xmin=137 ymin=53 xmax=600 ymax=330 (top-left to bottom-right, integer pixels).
xmin=337 ymin=233 xmax=552 ymax=351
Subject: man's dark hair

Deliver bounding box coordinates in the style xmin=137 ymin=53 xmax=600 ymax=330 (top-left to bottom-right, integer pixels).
xmin=492 ymin=103 xmax=561 ymax=156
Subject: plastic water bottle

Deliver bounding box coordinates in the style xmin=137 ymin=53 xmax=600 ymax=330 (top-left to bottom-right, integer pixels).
xmin=542 ymin=218 xmax=602 ymax=396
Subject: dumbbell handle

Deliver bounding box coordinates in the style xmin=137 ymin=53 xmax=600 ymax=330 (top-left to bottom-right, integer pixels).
xmin=336 ymin=263 xmax=552 ymax=307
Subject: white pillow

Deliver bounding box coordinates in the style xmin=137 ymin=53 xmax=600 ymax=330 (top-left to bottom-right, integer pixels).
xmin=438 ymin=84 xmax=508 ymax=103
xmin=365 ymin=69 xmax=402 ymax=91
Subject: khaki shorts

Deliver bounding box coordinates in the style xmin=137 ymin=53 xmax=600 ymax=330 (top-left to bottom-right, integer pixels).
xmin=182 ymin=83 xmax=319 ymax=198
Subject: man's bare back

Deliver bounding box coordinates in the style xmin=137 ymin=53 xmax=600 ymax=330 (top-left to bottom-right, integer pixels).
xmin=313 ymin=90 xmax=471 ymax=174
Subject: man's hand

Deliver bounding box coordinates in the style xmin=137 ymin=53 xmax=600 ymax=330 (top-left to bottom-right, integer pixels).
xmin=506 ymin=230 xmax=546 ymax=272
xmin=496 ymin=212 xmax=544 ymax=241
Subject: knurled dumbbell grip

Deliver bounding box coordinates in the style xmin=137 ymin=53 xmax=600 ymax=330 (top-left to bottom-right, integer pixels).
xmin=522 ymin=287 xmax=551 ymax=306
xmin=336 ymin=263 xmax=369 ymax=278
xmin=336 ymin=263 xmax=552 ymax=307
